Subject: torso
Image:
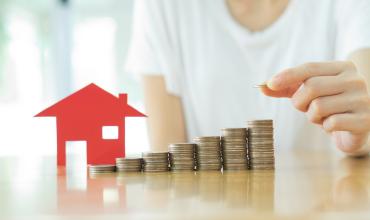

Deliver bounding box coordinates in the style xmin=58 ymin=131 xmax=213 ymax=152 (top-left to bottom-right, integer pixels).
xmin=133 ymin=0 xmax=342 ymax=150
xmin=173 ymin=0 xmax=337 ymax=150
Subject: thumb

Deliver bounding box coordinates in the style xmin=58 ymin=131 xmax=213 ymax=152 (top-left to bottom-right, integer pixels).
xmin=267 ymin=69 xmax=302 ymax=91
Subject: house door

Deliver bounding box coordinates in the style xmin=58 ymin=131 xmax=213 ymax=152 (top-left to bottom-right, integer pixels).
xmin=65 ymin=141 xmax=87 ymax=190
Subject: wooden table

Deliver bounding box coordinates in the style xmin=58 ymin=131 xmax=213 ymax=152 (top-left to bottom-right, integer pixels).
xmin=0 ymin=149 xmax=369 ymax=219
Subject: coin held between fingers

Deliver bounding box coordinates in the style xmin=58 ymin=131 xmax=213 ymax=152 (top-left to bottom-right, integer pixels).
xmin=254 ymin=83 xmax=268 ymax=88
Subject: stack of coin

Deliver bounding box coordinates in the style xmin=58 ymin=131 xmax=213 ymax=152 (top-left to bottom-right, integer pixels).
xmin=115 ymin=157 xmax=142 ymax=172
xmin=221 ymin=128 xmax=248 ymax=170
xmin=88 ymin=164 xmax=116 ymax=174
xmin=142 ymin=152 xmax=169 ymax=172
xmin=169 ymin=143 xmax=196 ymax=171
xmin=247 ymin=120 xmax=275 ymax=170
xmin=193 ymin=136 xmax=222 ymax=171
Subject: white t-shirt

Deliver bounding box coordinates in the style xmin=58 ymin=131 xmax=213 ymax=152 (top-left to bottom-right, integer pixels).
xmin=125 ymin=0 xmax=370 ymax=150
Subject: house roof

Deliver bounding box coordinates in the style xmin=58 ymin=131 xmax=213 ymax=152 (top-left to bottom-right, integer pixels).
xmin=35 ymin=83 xmax=146 ymax=118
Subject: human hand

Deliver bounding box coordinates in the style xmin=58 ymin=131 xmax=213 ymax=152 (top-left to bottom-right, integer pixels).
xmin=261 ymin=61 xmax=370 ymax=156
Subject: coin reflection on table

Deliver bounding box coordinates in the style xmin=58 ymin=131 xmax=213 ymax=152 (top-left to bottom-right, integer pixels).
xmin=142 ymin=172 xmax=171 ymax=210
xmin=198 ymin=171 xmax=223 ymax=202
xmin=249 ymin=170 xmax=275 ymax=210
xmin=2 ymin=150 xmax=370 ymax=218
xmin=223 ymin=171 xmax=250 ymax=208
xmin=170 ymin=171 xmax=198 ymax=199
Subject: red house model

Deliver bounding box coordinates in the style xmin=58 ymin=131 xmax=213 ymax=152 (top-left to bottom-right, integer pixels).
xmin=35 ymin=83 xmax=146 ymax=166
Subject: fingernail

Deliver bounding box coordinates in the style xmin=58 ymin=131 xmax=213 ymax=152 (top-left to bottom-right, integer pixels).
xmin=266 ymin=80 xmax=274 ymax=89
xmin=267 ymin=75 xmax=281 ymax=90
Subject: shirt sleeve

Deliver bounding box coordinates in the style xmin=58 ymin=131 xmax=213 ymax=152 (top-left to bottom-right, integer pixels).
xmin=125 ymin=0 xmax=183 ymax=96
xmin=335 ymin=0 xmax=370 ymax=60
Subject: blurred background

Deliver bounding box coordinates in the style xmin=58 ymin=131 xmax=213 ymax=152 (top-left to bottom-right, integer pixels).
xmin=0 ymin=0 xmax=149 ymax=157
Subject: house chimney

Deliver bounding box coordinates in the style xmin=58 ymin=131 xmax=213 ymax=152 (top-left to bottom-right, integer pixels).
xmin=119 ymin=93 xmax=127 ymax=105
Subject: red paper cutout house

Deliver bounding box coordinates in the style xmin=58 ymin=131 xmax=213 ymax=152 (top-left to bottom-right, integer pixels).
xmin=35 ymin=83 xmax=146 ymax=166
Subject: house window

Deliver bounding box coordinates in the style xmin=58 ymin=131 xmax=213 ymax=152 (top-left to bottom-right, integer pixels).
xmin=102 ymin=126 xmax=119 ymax=140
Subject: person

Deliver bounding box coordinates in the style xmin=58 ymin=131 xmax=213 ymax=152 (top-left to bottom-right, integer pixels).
xmin=125 ymin=0 xmax=370 ymax=156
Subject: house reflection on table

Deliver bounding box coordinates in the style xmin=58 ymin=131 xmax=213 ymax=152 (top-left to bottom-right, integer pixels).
xmin=57 ymin=167 xmax=125 ymax=214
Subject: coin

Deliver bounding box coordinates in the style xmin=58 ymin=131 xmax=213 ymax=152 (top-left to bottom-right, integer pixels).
xmin=193 ymin=136 xmax=222 ymax=171
xmin=253 ymin=83 xmax=268 ymax=88
xmin=142 ymin=152 xmax=169 ymax=172
xmin=115 ymin=157 xmax=142 ymax=172
xmin=221 ymin=128 xmax=248 ymax=171
xmin=88 ymin=164 xmax=116 ymax=174
xmin=169 ymin=143 xmax=196 ymax=171
xmin=247 ymin=120 xmax=275 ymax=170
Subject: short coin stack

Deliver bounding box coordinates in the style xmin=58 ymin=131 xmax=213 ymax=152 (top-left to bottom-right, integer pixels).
xmin=88 ymin=164 xmax=116 ymax=174
xmin=193 ymin=136 xmax=222 ymax=171
xmin=169 ymin=143 xmax=196 ymax=171
xmin=247 ymin=120 xmax=275 ymax=170
xmin=221 ymin=128 xmax=249 ymax=170
xmin=115 ymin=157 xmax=142 ymax=172
xmin=142 ymin=152 xmax=169 ymax=172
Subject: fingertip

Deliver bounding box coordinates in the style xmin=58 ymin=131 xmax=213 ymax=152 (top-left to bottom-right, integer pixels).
xmin=259 ymin=86 xmax=290 ymax=98
xmin=260 ymin=86 xmax=272 ymax=96
xmin=267 ymin=74 xmax=284 ymax=90
xmin=266 ymin=80 xmax=275 ymax=90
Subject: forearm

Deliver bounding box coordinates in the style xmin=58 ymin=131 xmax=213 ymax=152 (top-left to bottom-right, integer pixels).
xmin=142 ymin=75 xmax=187 ymax=152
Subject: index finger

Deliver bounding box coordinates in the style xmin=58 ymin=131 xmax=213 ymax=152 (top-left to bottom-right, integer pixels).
xmin=259 ymin=84 xmax=300 ymax=98
xmin=267 ymin=61 xmax=349 ymax=91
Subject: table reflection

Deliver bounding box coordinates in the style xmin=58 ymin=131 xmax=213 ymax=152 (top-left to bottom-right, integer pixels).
xmin=57 ymin=168 xmax=125 ymax=214
xmin=3 ymin=150 xmax=369 ymax=217
xmin=331 ymin=156 xmax=370 ymax=211
xmin=313 ymin=155 xmax=370 ymax=212
xmin=55 ymin=167 xmax=276 ymax=214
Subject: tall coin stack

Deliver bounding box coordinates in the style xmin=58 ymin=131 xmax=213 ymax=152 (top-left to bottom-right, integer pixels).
xmin=193 ymin=136 xmax=222 ymax=171
xmin=142 ymin=152 xmax=169 ymax=172
xmin=169 ymin=143 xmax=196 ymax=171
xmin=247 ymin=120 xmax=275 ymax=170
xmin=221 ymin=128 xmax=248 ymax=170
xmin=116 ymin=157 xmax=142 ymax=172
